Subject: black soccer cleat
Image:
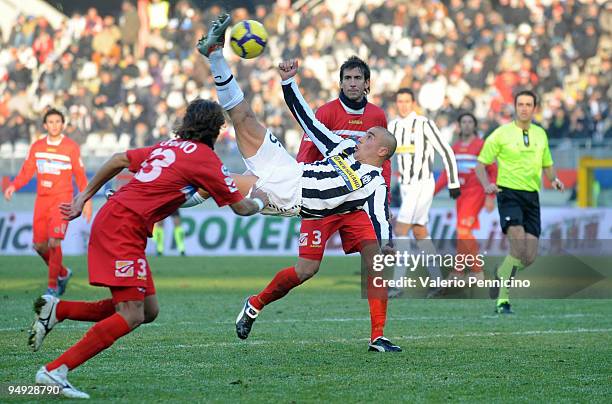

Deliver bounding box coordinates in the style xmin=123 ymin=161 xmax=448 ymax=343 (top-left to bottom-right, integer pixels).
xmin=368 ymin=336 xmax=402 ymax=352
xmin=235 ymin=297 xmax=259 ymax=340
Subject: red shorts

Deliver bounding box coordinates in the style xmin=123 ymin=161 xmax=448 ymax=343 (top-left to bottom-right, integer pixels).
xmin=88 ymin=200 xmax=156 ymax=297
xmin=32 ymin=194 xmax=72 ymax=243
xmin=456 ymin=191 xmax=485 ymax=230
xmin=299 ymin=210 xmax=377 ymax=261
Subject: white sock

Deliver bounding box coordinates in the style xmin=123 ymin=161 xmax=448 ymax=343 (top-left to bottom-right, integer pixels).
xmin=416 ymin=237 xmax=443 ymax=282
xmin=208 ymin=49 xmax=244 ymax=110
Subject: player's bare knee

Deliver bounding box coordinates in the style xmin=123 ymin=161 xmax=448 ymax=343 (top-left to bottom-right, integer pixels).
xmin=48 ymin=238 xmax=61 ymax=248
xmin=33 ymin=243 xmax=47 ymax=255
xmin=116 ymin=301 xmax=145 ymax=328
xmin=143 ymin=306 xmax=159 ymax=324
xmin=295 ymin=259 xmax=320 ymax=281
xmin=412 ymin=225 xmax=429 ymax=239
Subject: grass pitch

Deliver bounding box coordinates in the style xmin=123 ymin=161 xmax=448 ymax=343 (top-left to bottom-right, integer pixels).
xmin=1 ymin=256 xmax=611 ymax=402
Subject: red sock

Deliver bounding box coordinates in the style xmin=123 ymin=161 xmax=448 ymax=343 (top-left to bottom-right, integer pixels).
xmin=457 ymin=227 xmax=482 ymax=272
xmin=46 ymin=312 xmax=131 ymax=371
xmin=56 ymin=299 xmax=115 ymax=322
xmin=366 ymin=274 xmax=388 ymax=341
xmin=39 ymin=249 xmax=68 ymax=278
xmin=249 ymin=267 xmax=301 ymax=310
xmin=48 ymin=246 xmax=64 ymax=288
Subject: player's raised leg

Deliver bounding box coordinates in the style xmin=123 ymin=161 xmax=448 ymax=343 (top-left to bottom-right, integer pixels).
xmin=196 ymin=14 xmax=267 ymax=159
xmin=235 ymin=259 xmax=314 ymax=339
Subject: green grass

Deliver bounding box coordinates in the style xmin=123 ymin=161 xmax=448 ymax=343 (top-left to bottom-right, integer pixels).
xmin=0 ymin=256 xmax=611 ymax=403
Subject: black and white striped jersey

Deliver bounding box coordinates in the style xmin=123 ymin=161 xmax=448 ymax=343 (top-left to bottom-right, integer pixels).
xmin=282 ymin=78 xmax=392 ymax=242
xmin=389 ymin=112 xmax=460 ymax=188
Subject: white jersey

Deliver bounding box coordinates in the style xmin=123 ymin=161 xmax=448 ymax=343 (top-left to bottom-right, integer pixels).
xmin=389 ymin=112 xmax=460 ymax=188
xmin=282 ymin=78 xmax=392 ymax=242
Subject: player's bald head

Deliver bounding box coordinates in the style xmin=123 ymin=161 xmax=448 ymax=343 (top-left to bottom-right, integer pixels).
xmin=371 ymin=126 xmax=396 ymax=160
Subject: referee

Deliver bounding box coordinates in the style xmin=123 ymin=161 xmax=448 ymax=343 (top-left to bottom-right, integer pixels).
xmin=475 ymin=90 xmax=564 ymax=314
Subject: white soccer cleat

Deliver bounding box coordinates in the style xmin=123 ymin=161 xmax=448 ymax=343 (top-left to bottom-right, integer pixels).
xmin=36 ymin=365 xmax=90 ymax=399
xmin=28 ymin=295 xmax=59 ymax=352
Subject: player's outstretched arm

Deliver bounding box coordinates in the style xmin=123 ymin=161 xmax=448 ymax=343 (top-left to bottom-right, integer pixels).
xmin=60 ymin=152 xmax=130 ymax=220
xmin=279 ymin=59 xmax=348 ymax=157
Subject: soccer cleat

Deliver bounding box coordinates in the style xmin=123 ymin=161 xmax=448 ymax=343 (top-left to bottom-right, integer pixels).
xmin=57 ymin=268 xmax=72 ymax=296
xmin=235 ymin=297 xmax=259 ymax=340
xmin=495 ymin=300 xmax=514 ymax=314
xmin=36 ymin=365 xmax=90 ymax=399
xmin=28 ymin=295 xmax=59 ymax=351
xmin=196 ymin=13 xmax=232 ymax=57
xmin=368 ymin=336 xmax=402 ymax=352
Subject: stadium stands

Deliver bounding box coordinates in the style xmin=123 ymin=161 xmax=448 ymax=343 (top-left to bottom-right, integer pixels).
xmin=0 ymin=0 xmax=609 ymax=173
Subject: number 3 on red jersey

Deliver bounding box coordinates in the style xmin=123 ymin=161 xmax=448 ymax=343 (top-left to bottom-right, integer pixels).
xmin=135 ymin=148 xmax=176 ymax=183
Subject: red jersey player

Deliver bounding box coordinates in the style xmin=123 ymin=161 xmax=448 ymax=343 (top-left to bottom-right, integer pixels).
xmin=28 ymin=99 xmax=268 ymax=398
xmin=3 ymin=109 xmax=92 ymax=296
xmin=434 ymin=112 xmax=496 ymax=280
xmin=242 ymin=56 xmax=399 ymax=352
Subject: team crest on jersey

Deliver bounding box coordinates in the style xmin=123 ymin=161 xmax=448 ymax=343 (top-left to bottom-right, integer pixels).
xmin=361 ymin=174 xmax=372 ymax=185
xmin=115 ymin=260 xmax=135 ymax=277
xmin=299 ymin=233 xmax=308 ymax=246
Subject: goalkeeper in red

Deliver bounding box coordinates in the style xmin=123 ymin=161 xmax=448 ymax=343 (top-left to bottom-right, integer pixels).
xmin=434 ymin=112 xmax=496 ymax=280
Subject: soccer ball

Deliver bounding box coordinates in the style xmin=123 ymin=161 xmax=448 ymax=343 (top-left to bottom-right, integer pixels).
xmin=230 ymin=20 xmax=268 ymax=59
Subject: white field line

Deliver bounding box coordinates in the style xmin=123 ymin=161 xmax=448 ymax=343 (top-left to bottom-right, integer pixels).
xmin=149 ymin=328 xmax=612 ymax=350
xmin=0 ymin=313 xmax=609 ymax=333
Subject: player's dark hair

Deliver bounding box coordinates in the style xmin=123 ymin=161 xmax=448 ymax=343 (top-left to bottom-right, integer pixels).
xmin=174 ymin=99 xmax=225 ymax=149
xmin=396 ymin=88 xmax=415 ymax=101
xmin=339 ymin=56 xmax=370 ymax=93
xmin=514 ymin=90 xmax=538 ymax=107
xmin=457 ymin=112 xmax=478 ymax=127
xmin=43 ymin=108 xmax=65 ymax=124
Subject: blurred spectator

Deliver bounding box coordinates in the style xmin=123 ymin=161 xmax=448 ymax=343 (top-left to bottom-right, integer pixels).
xmin=119 ymin=1 xmax=141 ymax=56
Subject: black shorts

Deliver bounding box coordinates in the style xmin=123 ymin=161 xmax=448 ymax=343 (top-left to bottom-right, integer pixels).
xmin=496 ymin=187 xmax=541 ymax=237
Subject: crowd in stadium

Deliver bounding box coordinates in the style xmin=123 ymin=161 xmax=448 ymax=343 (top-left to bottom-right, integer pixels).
xmin=0 ymin=0 xmax=610 ymax=157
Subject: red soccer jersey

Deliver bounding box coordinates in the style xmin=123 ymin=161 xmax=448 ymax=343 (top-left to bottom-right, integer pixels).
xmin=12 ymin=135 xmax=87 ymax=197
xmin=435 ymin=137 xmax=497 ymax=194
xmin=296 ymin=98 xmax=391 ymax=193
xmin=112 ymin=138 xmax=242 ymax=234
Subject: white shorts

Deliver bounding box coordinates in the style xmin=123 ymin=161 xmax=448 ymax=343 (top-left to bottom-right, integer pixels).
xmin=397 ymin=178 xmax=435 ymax=225
xmin=243 ymin=130 xmax=302 ymax=216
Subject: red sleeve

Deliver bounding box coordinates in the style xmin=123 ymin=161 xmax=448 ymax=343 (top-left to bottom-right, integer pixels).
xmin=12 ymin=144 xmax=37 ymax=190
xmin=377 ymin=108 xmax=393 ymax=202
xmin=434 ymin=170 xmax=448 ymax=195
xmin=126 ymin=146 xmax=155 ymax=173
xmin=193 ymin=153 xmax=243 ymax=207
xmin=70 ymin=144 xmax=88 ymax=192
